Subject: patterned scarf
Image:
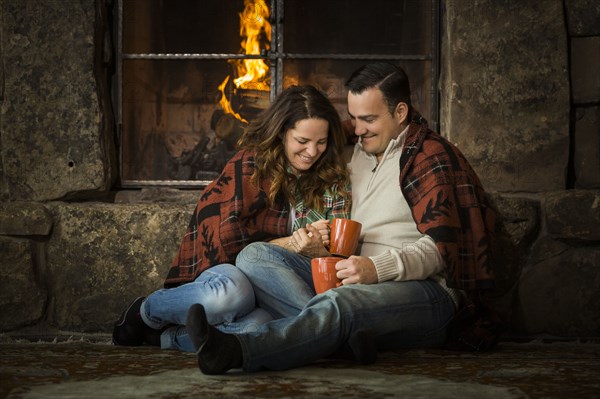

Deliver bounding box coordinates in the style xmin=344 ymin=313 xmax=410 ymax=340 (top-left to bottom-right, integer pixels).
xmin=400 ymin=112 xmax=496 ymax=291
xmin=400 ymin=112 xmax=504 ymax=350
xmin=163 ymin=150 xmax=289 ymax=288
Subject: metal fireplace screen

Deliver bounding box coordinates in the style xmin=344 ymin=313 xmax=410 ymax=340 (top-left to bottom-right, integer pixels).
xmin=116 ymin=0 xmax=439 ymax=187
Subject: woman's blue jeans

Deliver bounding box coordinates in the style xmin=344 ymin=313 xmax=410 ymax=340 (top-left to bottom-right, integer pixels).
xmin=140 ymin=263 xmax=272 ymax=352
xmin=236 ymin=242 xmax=456 ymax=371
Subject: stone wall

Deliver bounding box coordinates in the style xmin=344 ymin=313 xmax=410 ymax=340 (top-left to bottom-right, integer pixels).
xmin=0 ymin=0 xmax=116 ymax=202
xmin=441 ymin=0 xmax=570 ymax=192
xmin=440 ymin=0 xmax=600 ymax=338
xmin=1 ymin=0 xmax=599 ymax=340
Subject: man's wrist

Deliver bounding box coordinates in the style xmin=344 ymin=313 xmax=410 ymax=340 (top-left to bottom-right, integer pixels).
xmin=369 ymin=252 xmax=400 ymax=282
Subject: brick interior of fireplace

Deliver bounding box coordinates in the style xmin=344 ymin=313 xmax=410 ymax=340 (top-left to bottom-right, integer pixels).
xmin=119 ymin=0 xmax=434 ymax=184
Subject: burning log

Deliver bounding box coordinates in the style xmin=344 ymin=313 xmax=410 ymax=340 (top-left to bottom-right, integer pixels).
xmin=214 ymin=113 xmax=247 ymax=149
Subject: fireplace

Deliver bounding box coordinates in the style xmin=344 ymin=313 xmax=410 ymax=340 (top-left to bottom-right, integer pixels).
xmin=115 ymin=0 xmax=439 ymax=186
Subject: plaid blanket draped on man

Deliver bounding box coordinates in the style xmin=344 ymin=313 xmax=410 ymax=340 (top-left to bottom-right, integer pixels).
xmin=399 ymin=112 xmax=504 ymax=351
xmin=163 ymin=150 xmax=289 ymax=288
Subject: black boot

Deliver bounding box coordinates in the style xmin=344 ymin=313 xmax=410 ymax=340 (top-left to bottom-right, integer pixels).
xmin=186 ymin=304 xmax=242 ymax=374
xmin=112 ymin=297 xmax=163 ymax=347
xmin=332 ymin=330 xmax=378 ymax=364
xmin=347 ymin=330 xmax=377 ymax=364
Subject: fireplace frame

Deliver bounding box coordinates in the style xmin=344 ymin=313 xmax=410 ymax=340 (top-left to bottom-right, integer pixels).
xmin=115 ymin=0 xmax=440 ymax=187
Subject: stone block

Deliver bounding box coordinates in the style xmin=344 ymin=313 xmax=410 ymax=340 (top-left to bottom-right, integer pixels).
xmin=491 ymin=195 xmax=541 ymax=250
xmin=488 ymin=194 xmax=541 ymax=295
xmin=515 ymin=239 xmax=600 ymax=336
xmin=545 ymin=190 xmax=600 ymax=241
xmin=565 ymin=0 xmax=600 ymax=36
xmin=440 ymin=0 xmax=570 ymax=191
xmin=571 ymin=37 xmax=600 ymax=105
xmin=574 ymin=106 xmax=600 ymax=188
xmin=0 ymin=201 xmax=53 ymax=236
xmin=0 ymin=237 xmax=46 ymax=331
xmin=113 ymin=188 xmax=202 ymax=204
xmin=0 ymin=155 xmax=7 ymax=202
xmin=485 ymin=194 xmax=541 ymax=326
xmin=0 ymin=0 xmax=112 ymax=201
xmin=45 ymin=202 xmax=192 ymax=332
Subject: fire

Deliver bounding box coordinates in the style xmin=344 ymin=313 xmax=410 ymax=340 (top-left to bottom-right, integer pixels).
xmin=218 ymin=76 xmax=247 ymax=123
xmin=233 ymin=0 xmax=271 ymax=90
xmin=219 ymin=0 xmax=271 ymax=122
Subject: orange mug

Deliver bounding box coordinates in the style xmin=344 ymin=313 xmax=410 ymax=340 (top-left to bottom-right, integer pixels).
xmin=311 ymin=257 xmax=342 ymax=294
xmin=329 ymin=218 xmax=362 ymax=258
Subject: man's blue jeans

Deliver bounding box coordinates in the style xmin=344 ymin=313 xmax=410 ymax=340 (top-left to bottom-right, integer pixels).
xmin=236 ymin=242 xmax=455 ymax=371
xmin=140 ymin=263 xmax=272 ymax=352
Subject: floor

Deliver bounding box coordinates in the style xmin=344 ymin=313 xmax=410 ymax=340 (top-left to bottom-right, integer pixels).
xmin=1 ymin=334 xmax=599 ymax=399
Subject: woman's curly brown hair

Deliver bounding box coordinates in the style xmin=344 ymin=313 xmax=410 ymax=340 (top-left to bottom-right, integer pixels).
xmin=237 ymin=85 xmax=350 ymax=212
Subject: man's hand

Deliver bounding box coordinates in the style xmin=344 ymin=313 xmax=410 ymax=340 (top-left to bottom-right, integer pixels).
xmin=335 ymin=256 xmax=378 ymax=285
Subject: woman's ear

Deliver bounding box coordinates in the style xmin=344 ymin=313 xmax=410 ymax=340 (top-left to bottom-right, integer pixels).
xmin=395 ymin=102 xmax=409 ymax=125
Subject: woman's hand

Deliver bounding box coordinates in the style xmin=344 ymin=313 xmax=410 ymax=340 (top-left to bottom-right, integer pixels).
xmin=269 ymin=219 xmax=331 ymax=257
xmin=309 ymin=219 xmax=331 ymax=247
xmin=288 ymin=223 xmax=330 ymax=258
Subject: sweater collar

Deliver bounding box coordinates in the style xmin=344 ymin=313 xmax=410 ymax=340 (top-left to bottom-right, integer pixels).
xmin=357 ymin=124 xmax=410 ymax=162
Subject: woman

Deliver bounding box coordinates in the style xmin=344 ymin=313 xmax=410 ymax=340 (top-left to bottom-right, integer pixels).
xmin=112 ymin=85 xmax=351 ymax=352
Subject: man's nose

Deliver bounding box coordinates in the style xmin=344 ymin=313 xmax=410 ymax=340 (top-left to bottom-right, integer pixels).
xmin=354 ymin=121 xmax=367 ymax=135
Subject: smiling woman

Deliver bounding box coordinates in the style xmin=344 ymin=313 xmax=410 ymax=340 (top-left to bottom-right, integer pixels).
xmin=113 ymin=85 xmax=352 ymax=353
xmin=238 ymin=85 xmax=351 ymax=215
xmin=283 ymin=118 xmax=329 ymax=175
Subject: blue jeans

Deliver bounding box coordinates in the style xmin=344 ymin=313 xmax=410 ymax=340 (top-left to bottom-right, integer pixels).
xmin=140 ymin=263 xmax=272 ymax=352
xmin=235 ymin=242 xmax=455 ymax=371
xmin=236 ymin=242 xmax=316 ymax=319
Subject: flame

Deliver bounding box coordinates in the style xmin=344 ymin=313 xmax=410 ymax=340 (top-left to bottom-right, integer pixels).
xmin=219 ymin=0 xmax=271 ymax=122
xmin=218 ymin=76 xmax=247 ymax=123
xmin=232 ymin=0 xmax=271 ymax=90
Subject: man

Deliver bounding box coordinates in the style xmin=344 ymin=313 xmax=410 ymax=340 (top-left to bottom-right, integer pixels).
xmin=186 ymin=63 xmax=500 ymax=374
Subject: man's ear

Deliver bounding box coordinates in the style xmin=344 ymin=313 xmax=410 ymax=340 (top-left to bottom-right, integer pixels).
xmin=395 ymin=102 xmax=409 ymax=125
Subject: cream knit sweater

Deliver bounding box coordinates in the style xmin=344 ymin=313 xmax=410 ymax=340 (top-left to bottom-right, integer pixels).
xmin=349 ymin=131 xmax=462 ymax=307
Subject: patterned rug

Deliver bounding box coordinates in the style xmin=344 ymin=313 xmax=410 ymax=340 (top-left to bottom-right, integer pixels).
xmin=1 ymin=339 xmax=599 ymax=398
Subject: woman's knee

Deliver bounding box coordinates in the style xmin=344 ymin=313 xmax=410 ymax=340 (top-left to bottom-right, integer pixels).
xmin=200 ymin=265 xmax=255 ymax=319
xmin=236 ymin=242 xmax=274 ymax=272
xmin=204 ymin=264 xmax=253 ymax=296
xmin=208 ymin=263 xmax=245 ymax=280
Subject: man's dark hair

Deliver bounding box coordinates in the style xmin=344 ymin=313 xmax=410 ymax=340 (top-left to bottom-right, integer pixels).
xmin=345 ymin=63 xmax=412 ymax=115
